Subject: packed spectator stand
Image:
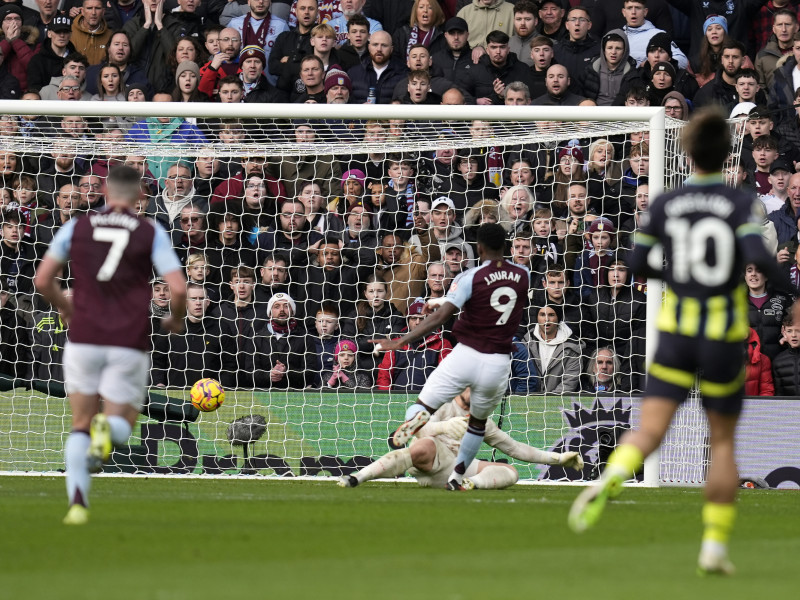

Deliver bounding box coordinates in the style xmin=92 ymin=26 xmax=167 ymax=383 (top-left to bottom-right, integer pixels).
xmin=1 ymin=0 xmax=799 ymax=398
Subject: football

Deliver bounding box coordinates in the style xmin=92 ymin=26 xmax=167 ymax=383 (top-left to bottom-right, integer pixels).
xmin=189 ymin=378 xmax=225 ymax=412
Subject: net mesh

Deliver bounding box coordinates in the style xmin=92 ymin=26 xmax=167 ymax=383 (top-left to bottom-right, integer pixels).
xmin=0 ymin=105 xmax=741 ymax=483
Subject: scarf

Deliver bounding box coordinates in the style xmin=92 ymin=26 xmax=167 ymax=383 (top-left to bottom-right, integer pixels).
xmin=327 ymin=364 xmax=351 ymax=386
xmin=407 ymin=26 xmax=435 ymax=59
xmin=242 ymin=12 xmax=272 ymax=48
xmin=268 ymin=318 xmax=298 ymax=337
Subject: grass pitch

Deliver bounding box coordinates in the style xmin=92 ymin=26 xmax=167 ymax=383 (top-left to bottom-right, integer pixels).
xmin=1 ymin=477 xmax=797 ymax=600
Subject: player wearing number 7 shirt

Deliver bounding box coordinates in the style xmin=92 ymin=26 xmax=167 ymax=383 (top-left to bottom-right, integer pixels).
xmin=34 ymin=166 xmax=187 ymax=526
xmin=372 ymin=223 xmax=530 ymax=491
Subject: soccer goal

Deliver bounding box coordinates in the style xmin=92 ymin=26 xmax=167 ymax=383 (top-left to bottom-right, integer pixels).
xmin=0 ymin=100 xmax=739 ymax=486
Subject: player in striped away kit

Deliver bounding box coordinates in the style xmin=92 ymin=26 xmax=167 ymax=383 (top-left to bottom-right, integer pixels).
xmin=35 ymin=166 xmax=187 ymax=525
xmin=369 ymin=223 xmax=530 ymax=491
xmin=568 ymin=110 xmax=792 ymax=575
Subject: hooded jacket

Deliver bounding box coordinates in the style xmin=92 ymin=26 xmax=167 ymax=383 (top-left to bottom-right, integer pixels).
xmin=583 ymin=29 xmax=639 ymax=106
xmin=745 ymin=328 xmax=775 ymax=396
xmin=70 ymin=14 xmax=112 ymax=65
xmin=26 ymin=39 xmax=76 ymax=92
xmin=621 ymin=19 xmax=688 ymax=69
xmin=456 ymin=0 xmax=514 ymax=48
xmin=523 ymin=321 xmax=583 ymax=394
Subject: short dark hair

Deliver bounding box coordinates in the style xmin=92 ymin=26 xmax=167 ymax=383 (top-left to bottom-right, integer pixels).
xmin=682 ymin=109 xmax=732 ymax=172
xmin=721 ymin=39 xmax=745 ymax=56
xmin=774 ymin=8 xmax=798 ymax=24
xmin=347 ymin=14 xmax=370 ymax=31
xmin=530 ymin=35 xmax=553 ymax=48
xmin=476 ymin=223 xmax=507 ymax=251
xmin=0 ymin=207 xmax=22 ymax=226
xmin=218 ymin=75 xmax=243 ymax=90
xmin=486 ymin=30 xmax=510 ymax=45
xmin=514 ymin=1 xmax=539 ymax=15
xmin=752 ymin=134 xmax=778 ymax=151
xmin=229 ymin=265 xmax=256 ymax=281
xmin=63 ymin=53 xmax=89 ymax=68
xmin=735 ymin=68 xmax=758 ymax=82
xmin=262 ymin=251 xmax=288 ymax=267
xmin=625 ymin=82 xmax=649 ymax=102
xmin=567 ymin=6 xmax=591 ymax=19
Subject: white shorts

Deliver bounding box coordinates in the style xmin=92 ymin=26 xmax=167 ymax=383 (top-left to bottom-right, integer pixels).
xmin=63 ymin=342 xmax=149 ymax=410
xmin=409 ymin=437 xmax=480 ymax=488
xmin=418 ymin=343 xmax=511 ymax=420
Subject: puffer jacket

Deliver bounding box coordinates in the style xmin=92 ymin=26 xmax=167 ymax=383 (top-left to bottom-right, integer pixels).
xmin=745 ymin=328 xmax=774 ymax=396
xmin=772 ymin=346 xmax=800 ymax=395
xmin=748 ymin=290 xmax=795 ymax=361
xmin=0 ymin=25 xmax=39 ymax=90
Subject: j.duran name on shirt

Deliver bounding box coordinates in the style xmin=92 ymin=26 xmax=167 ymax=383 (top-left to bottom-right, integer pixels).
xmin=484 ymin=270 xmax=522 ymax=286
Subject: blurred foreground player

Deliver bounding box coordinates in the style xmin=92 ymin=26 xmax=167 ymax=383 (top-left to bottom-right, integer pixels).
xmin=35 ymin=166 xmax=186 ymax=525
xmin=372 ymin=224 xmax=529 ymax=490
xmin=568 ymin=110 xmax=790 ymax=575
xmin=339 ymin=388 xmax=583 ymax=489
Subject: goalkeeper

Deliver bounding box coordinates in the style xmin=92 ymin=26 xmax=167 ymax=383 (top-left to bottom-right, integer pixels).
xmin=339 ymin=388 xmax=583 ymax=489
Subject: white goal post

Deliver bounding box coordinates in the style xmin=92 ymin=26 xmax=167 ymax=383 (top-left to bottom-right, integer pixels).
xmin=0 ymin=100 xmax=700 ymax=485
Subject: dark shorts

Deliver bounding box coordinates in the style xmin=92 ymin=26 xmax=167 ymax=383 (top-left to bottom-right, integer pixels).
xmin=645 ymin=332 xmax=746 ymax=415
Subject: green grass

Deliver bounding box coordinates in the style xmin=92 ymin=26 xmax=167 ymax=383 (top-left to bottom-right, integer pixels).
xmin=1 ymin=477 xmax=797 ymax=600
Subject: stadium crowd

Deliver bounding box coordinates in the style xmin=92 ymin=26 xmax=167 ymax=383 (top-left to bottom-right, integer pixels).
xmin=0 ymin=0 xmax=800 ymax=397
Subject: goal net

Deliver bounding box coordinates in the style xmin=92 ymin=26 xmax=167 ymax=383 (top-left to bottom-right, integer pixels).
xmin=0 ymin=101 xmax=739 ymax=484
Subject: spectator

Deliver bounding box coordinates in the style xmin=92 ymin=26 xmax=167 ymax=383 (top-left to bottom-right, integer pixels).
xmin=537 ymin=0 xmax=567 ymax=42
xmin=622 ymin=0 xmax=688 ymax=69
xmin=126 ymin=92 xmax=208 ymax=184
xmin=586 ymin=257 xmax=646 ymax=390
xmin=77 ymin=173 xmax=104 ymax=211
xmin=310 ymin=302 xmax=341 ymax=375
xmin=751 ymin=135 xmax=780 ymax=196
xmin=36 ymin=142 xmax=87 ymax=200
xmin=39 ymin=54 xmax=91 ymax=101
xmin=745 ymin=327 xmax=775 ymax=396
xmin=197 ymin=26 xmax=243 ymax=94
xmin=253 ymin=292 xmax=315 ymax=389
xmin=218 ymin=265 xmax=268 ymax=388
xmin=91 ymin=63 xmax=126 ymax=100
xmin=376 ymin=297 xmax=453 ymax=392
xmin=0 ymin=4 xmax=38 ymax=91
xmin=393 ymin=45 xmax=455 ymax=102
xmin=148 ymin=161 xmax=201 ymax=228
xmin=33 ymin=182 xmax=79 ymax=258
xmin=755 ymin=8 xmax=798 ymax=90
xmin=347 ymin=30 xmax=405 ymax=104
xmin=269 ymin=0 xmax=316 ymax=86
xmin=373 ymin=231 xmax=430 ymax=315
xmin=440 ymin=150 xmax=496 ymax=214
xmin=498 ymin=184 xmax=534 ymax=237
xmin=338 ymin=15 xmax=369 ymax=71
xmin=760 ymin=159 xmax=793 ymax=214
xmin=392 ymin=0 xmax=445 ymax=62
xmin=580 ymin=346 xmax=629 ymax=394
xmin=296 ymin=180 xmax=344 ymax=235
xmin=509 ymin=0 xmax=539 ymax=66
xmin=254 ymin=251 xmax=294 ymax=304
xmin=694 ymin=40 xmax=749 ymax=107
xmin=411 ymin=196 xmax=474 ymax=265
xmin=205 ymin=208 xmax=257 ymax=292
xmin=300 ymin=236 xmax=360 ymax=325
xmin=328 ymin=0 xmax=382 ymax=46
xmin=341 ymin=274 xmax=405 ymax=375
xmin=532 ymin=63 xmax=586 ymax=105
xmin=0 ymin=208 xmax=35 ymax=296
xmin=184 ymin=253 xmax=220 ymax=304
xmin=123 ymin=0 xmax=180 ymax=91
xmin=171 ymin=203 xmax=208 ymax=265
xmin=746 ymin=262 xmax=794 ymax=361
xmin=527 ymin=34 xmax=555 ymax=97
xmin=151 ymin=283 xmax=223 ymax=387
xmin=325 ymin=65 xmax=352 ymax=103
xmin=553 ymin=5 xmax=599 ymax=95
xmin=363 ymin=0 xmax=413 ymax=34
xmin=256 ymin=197 xmax=323 ymax=269
xmin=769 ymin=31 xmax=800 ymax=115
xmin=457 ymin=0 xmax=514 ymax=59
xmin=292 ymin=54 xmax=326 ymax=101
xmin=105 ymin=0 xmax=145 ymax=29
xmin=212 ymin=152 xmax=285 ymax=207
xmin=226 ymin=0 xmax=289 ymax=86
xmin=430 ymin=16 xmax=473 ymax=94
xmin=588 ymin=0 xmax=674 ymax=37
xmin=530 ymin=207 xmax=564 ymax=278
xmin=573 ymin=217 xmax=619 ymax=299
xmin=70 ymin=0 xmax=112 ymax=65
xmin=26 ymin=15 xmax=74 ymax=92
xmin=471 ymin=30 xmax=532 ymax=105
xmin=769 ymin=171 xmax=800 ymax=243
xmin=623 ymin=32 xmax=698 ymax=103
xmin=583 ymin=30 xmax=639 ymax=106
xmin=522 ymin=303 xmax=583 ymax=394
xmin=772 ymin=310 xmax=800 ymax=394
xmin=322 ymin=338 xmax=371 ymax=389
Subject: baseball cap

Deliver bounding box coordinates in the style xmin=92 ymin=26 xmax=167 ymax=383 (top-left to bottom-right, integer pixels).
xmin=443 ymin=17 xmax=468 ymax=33
xmin=770 ymin=159 xmax=793 ymax=175
xmin=729 ymin=102 xmax=756 ymax=119
xmin=431 ymin=196 xmax=456 ymax=211
xmin=50 ymin=15 xmax=73 ymax=33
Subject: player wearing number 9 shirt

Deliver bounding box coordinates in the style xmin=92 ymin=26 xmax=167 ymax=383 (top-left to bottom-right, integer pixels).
xmin=372 ymin=223 xmax=530 ymax=491
xmin=568 ymin=110 xmax=792 ymax=576
xmin=34 ymin=166 xmax=187 ymax=526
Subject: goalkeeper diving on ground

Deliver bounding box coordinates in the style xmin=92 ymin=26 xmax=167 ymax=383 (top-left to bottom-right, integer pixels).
xmin=338 ymin=388 xmax=583 ymax=489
